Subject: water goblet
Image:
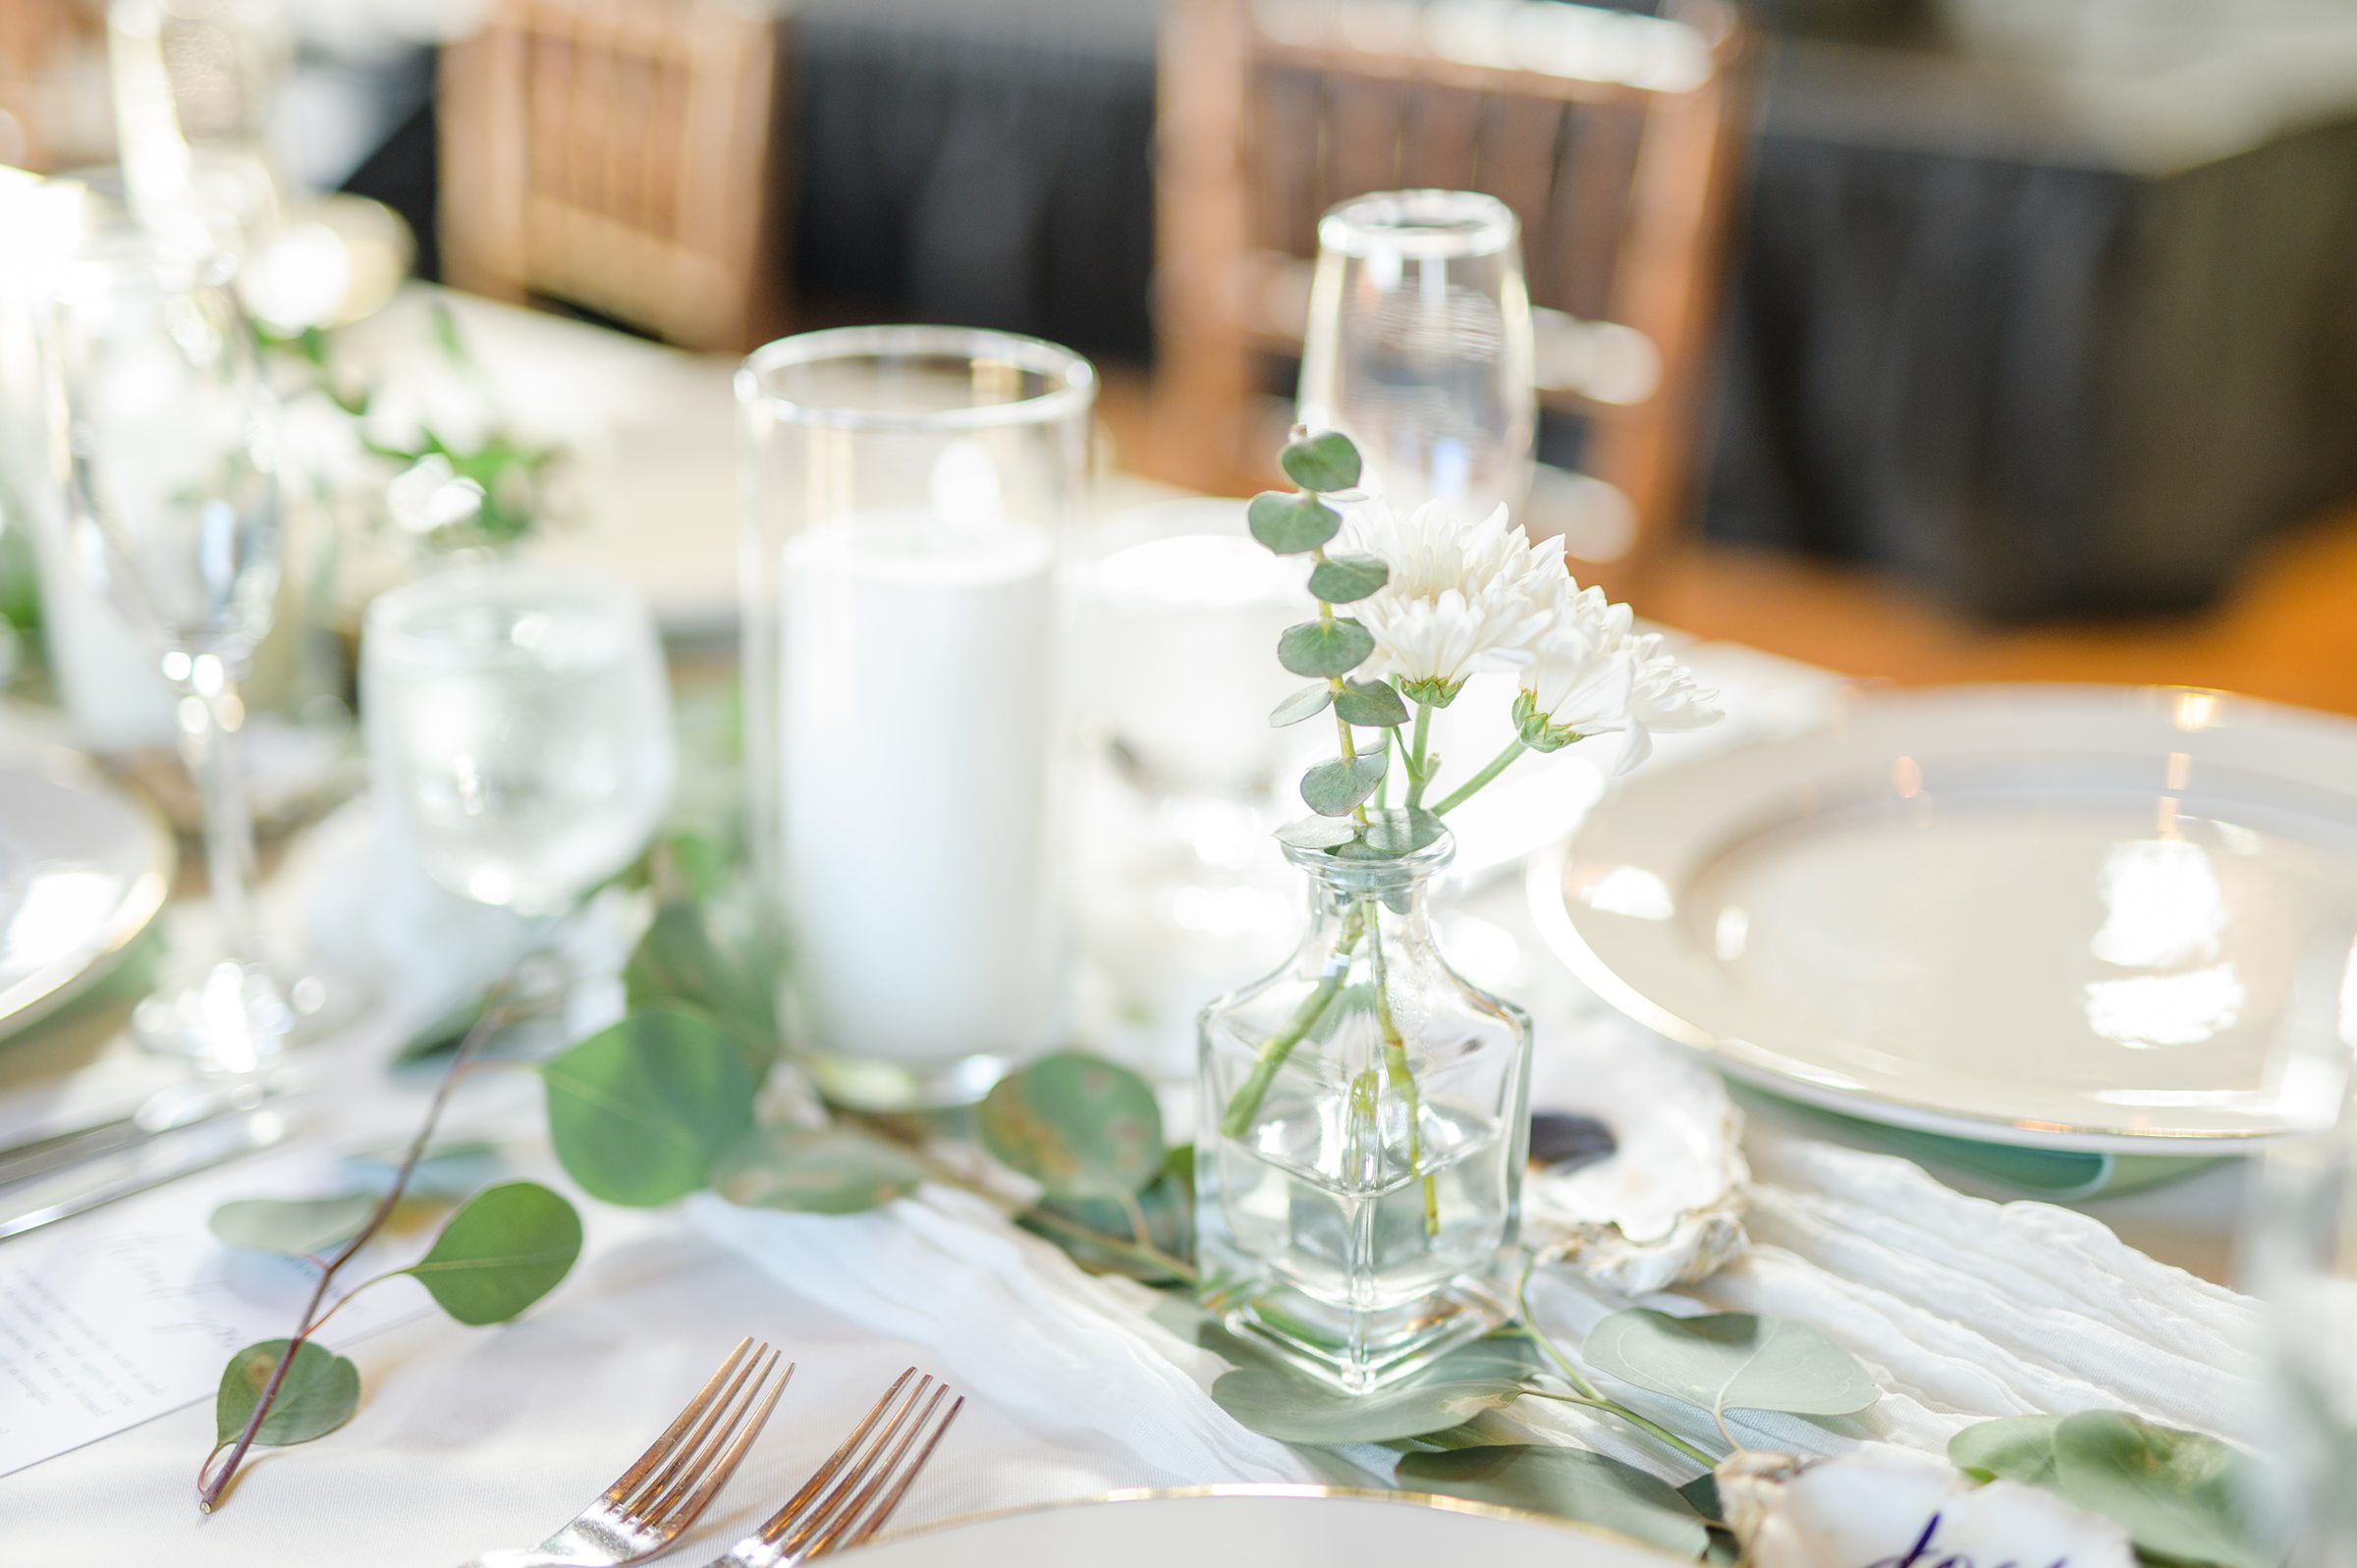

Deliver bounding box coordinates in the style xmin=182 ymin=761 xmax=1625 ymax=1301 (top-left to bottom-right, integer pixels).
xmin=360 ymin=563 xmax=676 ymax=920
xmin=48 ymin=233 xmax=315 ymax=1069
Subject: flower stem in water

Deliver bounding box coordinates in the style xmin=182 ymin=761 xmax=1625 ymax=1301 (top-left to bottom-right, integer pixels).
xmin=1367 ymin=901 xmax=1438 ymax=1237
xmin=1218 ymin=904 xmax=1367 ymax=1139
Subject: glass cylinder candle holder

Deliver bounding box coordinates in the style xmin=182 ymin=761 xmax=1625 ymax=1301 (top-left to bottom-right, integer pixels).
xmin=738 ymin=325 xmax=1096 ymax=1110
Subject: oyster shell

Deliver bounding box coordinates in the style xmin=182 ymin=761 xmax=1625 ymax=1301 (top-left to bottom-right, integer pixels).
xmin=1522 ymin=1027 xmax=1749 ymax=1293
xmin=1718 ymin=1444 xmax=2136 ymax=1567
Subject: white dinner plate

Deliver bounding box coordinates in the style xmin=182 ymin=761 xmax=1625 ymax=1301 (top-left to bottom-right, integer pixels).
xmin=860 ymin=1487 xmax=1685 ymax=1568
xmin=0 ymin=743 xmax=175 ymax=1042
xmin=1528 ymin=684 xmax=2357 ymax=1152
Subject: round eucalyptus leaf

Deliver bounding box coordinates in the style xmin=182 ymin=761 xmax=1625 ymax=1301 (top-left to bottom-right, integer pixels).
xmin=1949 ymin=1413 xmax=2066 ymax=1486
xmin=2050 ymin=1411 xmax=2282 ymax=1568
xmin=209 ymin=1193 xmax=380 ymax=1258
xmin=1209 ymin=1336 xmax=1531 ymax=1444
xmin=1278 ymin=619 xmax=1374 ymax=678
xmin=1306 ymin=553 xmax=1388 ymax=604
xmin=341 ymin=1139 xmax=507 ymax=1199
xmin=1280 ymin=430 xmax=1363 ymax=493
xmin=1248 ymin=491 xmax=1342 ymax=555
xmin=1274 ymin=816 xmax=1361 ymax=850
xmin=625 ymin=895 xmax=781 ymax=1077
xmin=542 ymin=1007 xmax=756 ymax=1206
xmin=1332 ymin=807 xmax=1443 ymax=860
xmin=1583 ymin=1310 xmax=1879 ymax=1418
xmin=978 ymin=1052 xmax=1165 ymax=1199
xmin=1332 ymin=677 xmax=1409 ymax=729
xmin=712 ymin=1127 xmax=927 ymax=1215
xmin=1300 ymin=745 xmax=1389 ymax=817
xmin=215 ymin=1339 xmax=360 ymax=1448
xmin=400 ymin=1180 xmax=582 ymax=1325
xmin=1397 ymin=1446 xmax=1710 ymax=1557
xmin=1269 ymin=683 xmax=1334 ymax=728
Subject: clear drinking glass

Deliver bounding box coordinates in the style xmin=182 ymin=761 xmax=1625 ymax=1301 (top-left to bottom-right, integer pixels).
xmin=1297 ymin=189 xmax=1537 ymax=520
xmin=2242 ymin=941 xmax=2357 ymax=1565
xmin=1197 ymin=829 xmax=1534 ymax=1390
xmin=48 ymin=233 xmax=311 ymax=1068
xmin=361 ymin=564 xmax=676 ymax=914
xmin=739 ymin=324 xmax=1095 ymax=1111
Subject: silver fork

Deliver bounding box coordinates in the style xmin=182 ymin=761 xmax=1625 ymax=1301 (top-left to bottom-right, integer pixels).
xmin=458 ymin=1337 xmax=792 ymax=1568
xmin=697 ymin=1368 xmax=964 ymax=1567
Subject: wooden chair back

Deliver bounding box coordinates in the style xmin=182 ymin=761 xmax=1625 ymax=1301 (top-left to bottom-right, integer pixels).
xmin=438 ymin=0 xmax=786 ymax=352
xmin=1156 ymin=0 xmax=1748 ymax=579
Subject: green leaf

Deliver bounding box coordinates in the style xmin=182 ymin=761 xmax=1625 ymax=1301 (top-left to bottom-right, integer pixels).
xmin=1269 ymin=683 xmax=1334 ymax=728
xmin=1274 ymin=816 xmax=1361 ymax=850
xmin=1332 ymin=808 xmax=1443 ymax=860
xmin=1677 ymin=1472 xmax=1724 ymax=1525
xmin=1279 ymin=430 xmax=1363 ymax=493
xmin=1397 ymin=1446 xmax=1710 ymax=1557
xmin=400 ymin=1181 xmax=581 ymax=1325
xmin=208 ymin=1193 xmax=379 ymax=1258
xmin=624 ymin=895 xmax=780 ymax=1077
xmin=1278 ymin=618 xmax=1374 ymax=678
xmin=977 ymin=1051 xmax=1165 ymax=1200
xmin=1022 ymin=1146 xmax=1194 ymax=1282
xmin=215 ymin=1339 xmax=360 ymax=1448
xmin=1949 ymin=1413 xmax=2066 ymax=1487
xmin=1332 ymin=677 xmax=1409 ymax=728
xmin=712 ymin=1127 xmax=927 ymax=1216
xmin=1248 ymin=491 xmax=1342 ymax=555
xmin=1208 ymin=1333 xmax=1533 ymax=1444
xmin=1583 ymin=1311 xmax=1879 ymax=1419
xmin=1306 ymin=552 xmax=1388 ymax=604
xmin=2050 ymin=1411 xmax=2282 ymax=1568
xmin=341 ymin=1139 xmax=506 ymax=1199
xmin=1300 ymin=745 xmax=1389 ymax=817
xmin=542 ymin=1007 xmax=757 ymax=1206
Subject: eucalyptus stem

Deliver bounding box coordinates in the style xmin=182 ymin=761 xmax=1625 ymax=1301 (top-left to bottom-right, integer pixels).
xmin=1311 ymin=543 xmax=1369 ymax=828
xmin=1366 ymin=905 xmax=1437 ymax=1237
xmin=1430 ymin=738 xmax=1527 ymax=816
xmin=1404 ymin=703 xmax=1434 ymax=809
xmin=1511 ymin=1255 xmax=1720 ymax=1472
xmin=196 ymin=981 xmax=521 ymax=1513
xmin=1219 ymin=905 xmax=1367 ymax=1139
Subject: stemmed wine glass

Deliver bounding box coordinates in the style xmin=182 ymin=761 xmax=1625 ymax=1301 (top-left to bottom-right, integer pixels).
xmin=48 ymin=233 xmax=318 ymax=1069
xmin=1296 ymin=189 xmax=1538 ymax=521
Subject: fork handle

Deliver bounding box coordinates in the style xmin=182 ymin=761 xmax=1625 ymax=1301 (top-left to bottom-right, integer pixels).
xmin=453 ymin=1551 xmax=576 ymax=1568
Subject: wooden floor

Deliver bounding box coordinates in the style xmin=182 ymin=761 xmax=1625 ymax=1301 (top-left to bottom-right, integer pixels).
xmin=1096 ymin=370 xmax=2357 ymax=720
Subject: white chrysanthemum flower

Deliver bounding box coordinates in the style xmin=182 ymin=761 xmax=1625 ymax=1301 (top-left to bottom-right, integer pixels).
xmin=1518 ymin=584 xmax=1721 ymax=774
xmin=1343 ymin=497 xmax=1566 ymax=704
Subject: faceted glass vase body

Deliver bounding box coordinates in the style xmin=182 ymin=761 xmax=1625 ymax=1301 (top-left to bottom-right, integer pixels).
xmin=1195 ymin=830 xmax=1531 ymax=1390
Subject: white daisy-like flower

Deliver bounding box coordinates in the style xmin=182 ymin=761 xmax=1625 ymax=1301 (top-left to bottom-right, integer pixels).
xmin=1518 ymin=584 xmax=1721 ymax=775
xmin=1343 ymin=496 xmax=1566 ymax=704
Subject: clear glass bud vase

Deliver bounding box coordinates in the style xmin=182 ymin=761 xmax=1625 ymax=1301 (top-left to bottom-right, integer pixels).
xmin=1196 ymin=828 xmax=1531 ymax=1390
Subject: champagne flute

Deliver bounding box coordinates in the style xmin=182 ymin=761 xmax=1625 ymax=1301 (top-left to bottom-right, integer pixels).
xmin=49 ymin=234 xmax=315 ymax=1069
xmin=1296 ymin=189 xmax=1538 ymax=520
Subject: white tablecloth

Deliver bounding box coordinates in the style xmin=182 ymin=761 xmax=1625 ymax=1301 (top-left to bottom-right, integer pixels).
xmin=0 ymin=640 xmax=2271 ymax=1564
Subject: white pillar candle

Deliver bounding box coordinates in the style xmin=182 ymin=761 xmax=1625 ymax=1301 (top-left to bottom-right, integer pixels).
xmin=777 ymin=511 xmax=1059 ymax=1065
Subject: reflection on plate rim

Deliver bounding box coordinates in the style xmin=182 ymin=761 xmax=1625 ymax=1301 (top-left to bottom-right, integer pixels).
xmin=0 ymin=746 xmax=176 ymax=1041
xmin=1525 ymin=682 xmax=2357 ymax=1155
xmin=865 ymin=1483 xmax=1689 ymax=1561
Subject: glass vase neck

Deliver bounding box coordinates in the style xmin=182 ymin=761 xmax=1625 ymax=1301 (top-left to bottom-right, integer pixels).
xmin=1282 ymin=830 xmax=1453 ymax=904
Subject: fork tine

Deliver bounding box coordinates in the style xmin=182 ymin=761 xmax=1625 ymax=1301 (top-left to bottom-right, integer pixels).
xmin=634 ymin=1347 xmax=790 ymax=1530
xmin=645 ymin=1352 xmax=794 ymax=1538
xmin=805 ymin=1386 xmax=961 ymax=1558
xmin=601 ymin=1336 xmax=754 ymax=1505
xmin=621 ymin=1342 xmax=774 ymax=1516
xmin=772 ymin=1377 xmax=931 ymax=1558
xmin=754 ymin=1368 xmax=916 ymax=1543
xmin=834 ymin=1392 xmax=961 ymax=1551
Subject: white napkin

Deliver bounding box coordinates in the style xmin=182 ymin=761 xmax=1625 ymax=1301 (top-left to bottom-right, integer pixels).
xmin=687 ymin=1186 xmax=1325 ymax=1496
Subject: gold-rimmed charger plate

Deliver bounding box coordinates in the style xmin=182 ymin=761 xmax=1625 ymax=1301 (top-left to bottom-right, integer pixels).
xmin=862 ymin=1486 xmax=1688 ymax=1567
xmin=1529 ymin=683 xmax=2357 ymax=1153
